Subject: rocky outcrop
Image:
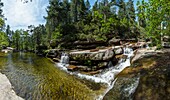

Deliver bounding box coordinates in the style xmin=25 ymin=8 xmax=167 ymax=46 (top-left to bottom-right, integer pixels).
xmin=108 ymin=38 xmax=121 ymax=46
xmin=47 ymin=45 xmax=133 ymax=72
xmin=105 ymin=51 xmax=170 ymax=100
xmin=114 ymin=46 xmax=124 ymax=55
xmin=162 ymin=36 xmax=170 ymax=48
xmin=68 ymin=48 xmax=115 ymax=71
xmin=0 ymin=73 xmax=23 ymax=100
xmin=67 ymin=65 xmax=79 ymax=71
xmin=69 ymin=48 xmax=115 ymax=61
xmin=129 ymin=42 xmax=148 ymax=50
xmin=68 ymin=46 xmax=125 ymax=71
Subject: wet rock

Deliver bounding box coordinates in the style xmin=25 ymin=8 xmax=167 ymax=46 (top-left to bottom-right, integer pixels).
xmin=67 ymin=65 xmax=79 ymax=71
xmin=116 ymin=55 xmax=127 ymax=61
xmin=110 ymin=52 xmax=170 ymax=100
xmin=103 ymin=76 xmax=139 ymax=100
xmin=103 ymin=49 xmax=114 ymax=60
xmin=97 ymin=62 xmax=108 ymax=68
xmin=114 ymin=46 xmax=123 ymax=55
xmin=53 ymin=58 xmax=60 ymax=62
xmin=112 ymin=57 xmax=119 ymax=66
xmin=81 ymin=70 xmax=101 ymax=75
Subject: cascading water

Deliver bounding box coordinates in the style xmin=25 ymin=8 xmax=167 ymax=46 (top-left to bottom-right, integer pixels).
xmin=146 ymin=44 xmax=150 ymax=49
xmin=57 ymin=47 xmax=134 ymax=100
xmin=60 ymin=53 xmax=69 ymax=64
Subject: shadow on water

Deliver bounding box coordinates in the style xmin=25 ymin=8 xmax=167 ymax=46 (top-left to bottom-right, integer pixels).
xmin=0 ymin=52 xmax=101 ymax=100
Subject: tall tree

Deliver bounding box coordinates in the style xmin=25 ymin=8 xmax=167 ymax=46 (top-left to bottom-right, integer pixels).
xmin=137 ymin=0 xmax=146 ymax=28
xmin=0 ymin=0 xmax=8 ymax=49
xmin=70 ymin=0 xmax=78 ymax=22
xmin=92 ymin=0 xmax=98 ymax=12
xmin=118 ymin=0 xmax=126 ymax=19
xmin=0 ymin=0 xmax=4 ymax=31
xmin=85 ymin=0 xmax=90 ymax=12
xmin=12 ymin=30 xmax=21 ymax=50
xmin=145 ymin=0 xmax=170 ymax=46
xmin=77 ymin=0 xmax=86 ymax=21
xmin=126 ymin=0 xmax=136 ymax=23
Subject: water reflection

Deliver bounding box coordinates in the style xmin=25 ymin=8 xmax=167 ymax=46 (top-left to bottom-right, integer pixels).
xmin=0 ymin=53 xmax=95 ymax=100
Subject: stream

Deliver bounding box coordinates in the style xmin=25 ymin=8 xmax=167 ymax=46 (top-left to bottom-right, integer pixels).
xmin=0 ymin=52 xmax=99 ymax=100
xmin=0 ymin=48 xmax=139 ymax=100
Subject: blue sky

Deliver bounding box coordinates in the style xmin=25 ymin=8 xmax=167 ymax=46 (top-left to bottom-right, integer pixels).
xmin=2 ymin=0 xmax=48 ymax=30
xmin=2 ymin=0 xmax=142 ymax=30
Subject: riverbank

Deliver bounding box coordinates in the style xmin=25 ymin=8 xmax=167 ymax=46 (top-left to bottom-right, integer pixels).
xmin=0 ymin=46 xmax=168 ymax=100
xmin=104 ymin=47 xmax=170 ymax=99
xmin=0 ymin=73 xmax=23 ymax=100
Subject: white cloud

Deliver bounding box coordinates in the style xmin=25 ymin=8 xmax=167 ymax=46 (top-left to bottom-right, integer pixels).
xmin=2 ymin=0 xmax=49 ymax=30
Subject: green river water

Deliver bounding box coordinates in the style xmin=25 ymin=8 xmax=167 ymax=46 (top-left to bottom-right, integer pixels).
xmin=0 ymin=52 xmax=104 ymax=100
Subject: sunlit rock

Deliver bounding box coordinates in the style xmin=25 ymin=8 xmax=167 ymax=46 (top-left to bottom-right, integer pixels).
xmin=108 ymin=38 xmax=121 ymax=46
xmin=67 ymin=65 xmax=79 ymax=71
xmin=69 ymin=48 xmax=115 ymax=61
xmin=114 ymin=46 xmax=124 ymax=55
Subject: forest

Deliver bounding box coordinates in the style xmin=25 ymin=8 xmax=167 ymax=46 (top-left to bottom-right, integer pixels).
xmin=0 ymin=0 xmax=170 ymax=100
xmin=0 ymin=0 xmax=169 ymax=51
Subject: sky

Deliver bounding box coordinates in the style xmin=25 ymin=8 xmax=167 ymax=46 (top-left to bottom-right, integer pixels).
xmin=2 ymin=0 xmax=49 ymax=30
xmin=2 ymin=0 xmax=142 ymax=30
xmin=1 ymin=0 xmax=98 ymax=30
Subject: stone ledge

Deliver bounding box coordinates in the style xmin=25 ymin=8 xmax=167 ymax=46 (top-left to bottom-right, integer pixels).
xmin=0 ymin=73 xmax=23 ymax=100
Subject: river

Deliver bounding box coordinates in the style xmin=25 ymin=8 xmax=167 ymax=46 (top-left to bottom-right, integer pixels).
xmin=0 ymin=52 xmax=104 ymax=100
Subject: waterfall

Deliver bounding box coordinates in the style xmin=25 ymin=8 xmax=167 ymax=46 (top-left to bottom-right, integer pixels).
xmin=56 ymin=47 xmax=134 ymax=100
xmin=60 ymin=53 xmax=69 ymax=64
xmin=146 ymin=44 xmax=150 ymax=49
xmin=123 ymin=47 xmax=133 ymax=55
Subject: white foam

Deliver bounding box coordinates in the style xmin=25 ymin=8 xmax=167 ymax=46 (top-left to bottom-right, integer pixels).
xmin=124 ymin=77 xmax=140 ymax=96
xmin=56 ymin=47 xmax=134 ymax=100
xmin=60 ymin=53 xmax=69 ymax=64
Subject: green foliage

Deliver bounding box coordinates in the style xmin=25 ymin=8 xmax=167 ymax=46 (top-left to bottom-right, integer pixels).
xmin=0 ymin=18 xmax=4 ymax=30
xmin=2 ymin=0 xmax=149 ymax=50
xmin=12 ymin=30 xmax=21 ymax=50
xmin=44 ymin=0 xmax=141 ymax=49
xmin=0 ymin=32 xmax=9 ymax=48
xmin=136 ymin=0 xmax=170 ymax=46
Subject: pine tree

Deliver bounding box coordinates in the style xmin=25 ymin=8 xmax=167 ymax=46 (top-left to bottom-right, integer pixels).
xmin=78 ymin=0 xmax=86 ymax=20
xmin=85 ymin=0 xmax=90 ymax=12
xmin=92 ymin=0 xmax=98 ymax=11
xmin=118 ymin=0 xmax=126 ymax=19
xmin=127 ymin=0 xmax=135 ymax=23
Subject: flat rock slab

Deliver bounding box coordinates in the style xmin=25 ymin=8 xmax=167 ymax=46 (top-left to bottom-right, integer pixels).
xmin=69 ymin=48 xmax=115 ymax=61
xmin=0 ymin=73 xmax=23 ymax=100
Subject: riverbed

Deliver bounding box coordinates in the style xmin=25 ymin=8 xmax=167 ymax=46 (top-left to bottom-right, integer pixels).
xmin=0 ymin=52 xmax=105 ymax=100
